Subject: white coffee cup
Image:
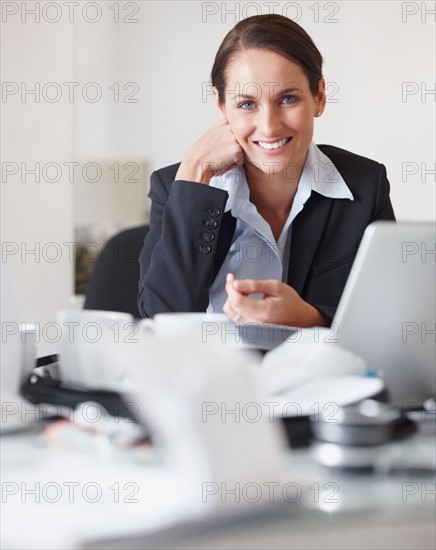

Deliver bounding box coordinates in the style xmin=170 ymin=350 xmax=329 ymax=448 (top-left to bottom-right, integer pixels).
xmin=141 ymin=313 xmax=231 ymax=344
xmin=125 ymin=336 xmax=287 ymax=501
xmin=56 ymin=309 xmax=135 ymax=390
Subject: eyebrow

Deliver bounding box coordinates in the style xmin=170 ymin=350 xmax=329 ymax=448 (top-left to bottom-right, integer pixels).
xmin=233 ymin=86 xmax=302 ymax=101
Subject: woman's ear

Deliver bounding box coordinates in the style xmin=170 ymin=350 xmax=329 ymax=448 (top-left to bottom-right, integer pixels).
xmin=213 ymin=87 xmax=227 ymax=121
xmin=315 ymin=77 xmax=326 ymax=116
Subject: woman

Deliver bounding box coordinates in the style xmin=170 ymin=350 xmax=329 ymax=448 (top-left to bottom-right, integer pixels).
xmin=138 ymin=14 xmax=395 ymax=326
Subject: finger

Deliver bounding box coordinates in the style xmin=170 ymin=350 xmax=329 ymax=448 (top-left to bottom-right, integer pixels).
xmin=222 ymin=300 xmax=234 ymax=319
xmin=234 ymin=278 xmax=282 ymax=296
xmin=224 ymin=278 xmax=269 ymax=322
xmin=225 ymin=273 xmax=244 ymax=302
xmin=229 ymin=294 xmax=268 ymax=323
xmin=223 ymin=299 xmax=243 ymax=323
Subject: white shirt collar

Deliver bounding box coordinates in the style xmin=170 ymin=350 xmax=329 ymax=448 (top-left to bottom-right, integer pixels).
xmin=209 ymin=142 xmax=354 ymax=214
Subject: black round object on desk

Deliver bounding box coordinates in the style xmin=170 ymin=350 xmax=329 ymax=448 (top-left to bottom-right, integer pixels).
xmin=311 ymin=400 xmax=417 ymax=445
xmin=278 ymin=383 xmax=389 ymax=449
xmin=309 ymin=400 xmax=418 ymax=470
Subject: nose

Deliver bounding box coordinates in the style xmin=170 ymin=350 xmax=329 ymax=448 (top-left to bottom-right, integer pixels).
xmin=258 ymin=105 xmax=283 ymax=137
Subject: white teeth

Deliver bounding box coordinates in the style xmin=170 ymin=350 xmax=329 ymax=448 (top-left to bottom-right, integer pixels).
xmin=257 ymin=137 xmax=290 ymax=150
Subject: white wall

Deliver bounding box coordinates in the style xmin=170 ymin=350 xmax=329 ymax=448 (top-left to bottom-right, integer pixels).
xmin=1 ymin=8 xmax=76 ymax=354
xmin=2 ymin=1 xmax=435 ymax=345
xmin=75 ymin=0 xmax=436 ymax=221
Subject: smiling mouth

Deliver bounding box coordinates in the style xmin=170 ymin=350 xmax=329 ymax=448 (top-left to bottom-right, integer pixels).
xmin=254 ymin=137 xmax=292 ymax=150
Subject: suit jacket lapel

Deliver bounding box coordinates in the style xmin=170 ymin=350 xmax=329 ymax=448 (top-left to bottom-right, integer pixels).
xmin=287 ymin=192 xmax=334 ymax=295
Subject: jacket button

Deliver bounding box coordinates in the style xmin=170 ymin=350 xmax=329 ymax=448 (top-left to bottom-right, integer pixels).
xmin=208 ymin=207 xmax=221 ymax=218
xmin=198 ymin=244 xmax=212 ymax=254
xmin=205 ymin=219 xmax=218 ymax=230
xmin=202 ymin=232 xmax=215 ymax=242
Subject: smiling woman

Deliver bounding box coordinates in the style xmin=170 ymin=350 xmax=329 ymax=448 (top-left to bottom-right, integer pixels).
xmin=137 ymin=14 xmax=395 ymax=327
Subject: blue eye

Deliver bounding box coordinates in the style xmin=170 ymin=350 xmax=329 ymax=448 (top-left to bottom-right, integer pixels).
xmin=281 ymin=95 xmax=298 ymax=104
xmin=239 ymin=101 xmax=255 ymax=110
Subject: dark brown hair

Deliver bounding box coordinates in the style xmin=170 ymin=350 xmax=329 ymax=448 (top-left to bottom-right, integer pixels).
xmin=211 ymin=14 xmax=323 ymax=103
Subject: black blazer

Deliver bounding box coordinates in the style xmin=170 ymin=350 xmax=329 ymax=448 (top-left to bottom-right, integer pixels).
xmin=138 ymin=145 xmax=395 ymax=323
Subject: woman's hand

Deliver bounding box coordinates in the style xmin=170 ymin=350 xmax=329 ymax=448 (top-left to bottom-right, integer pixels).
xmin=223 ymin=273 xmax=328 ymax=327
xmin=175 ymin=119 xmax=244 ymax=185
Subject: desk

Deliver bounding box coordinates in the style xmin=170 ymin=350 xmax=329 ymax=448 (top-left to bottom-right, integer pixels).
xmin=1 ymin=421 xmax=208 ymax=549
xmin=1 ymin=420 xmax=435 ymax=550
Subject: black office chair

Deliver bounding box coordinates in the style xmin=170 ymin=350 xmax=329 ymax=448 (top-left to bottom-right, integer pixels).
xmin=84 ymin=225 xmax=149 ymax=318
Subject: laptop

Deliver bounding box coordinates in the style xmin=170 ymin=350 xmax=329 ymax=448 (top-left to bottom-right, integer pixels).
xmin=333 ymin=221 xmax=435 ymax=406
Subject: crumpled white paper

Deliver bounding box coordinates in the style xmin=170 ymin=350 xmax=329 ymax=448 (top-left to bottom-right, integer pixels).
xmin=257 ymin=328 xmax=383 ymax=417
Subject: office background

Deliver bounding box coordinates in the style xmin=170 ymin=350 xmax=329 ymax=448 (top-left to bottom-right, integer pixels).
xmin=1 ymin=1 xmax=435 ymax=349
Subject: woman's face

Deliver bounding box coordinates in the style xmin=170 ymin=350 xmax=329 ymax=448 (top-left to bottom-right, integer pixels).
xmin=216 ymin=48 xmax=325 ymax=182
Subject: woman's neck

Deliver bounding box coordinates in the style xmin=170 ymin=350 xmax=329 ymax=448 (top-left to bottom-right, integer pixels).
xmin=244 ymin=156 xmax=306 ymax=241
